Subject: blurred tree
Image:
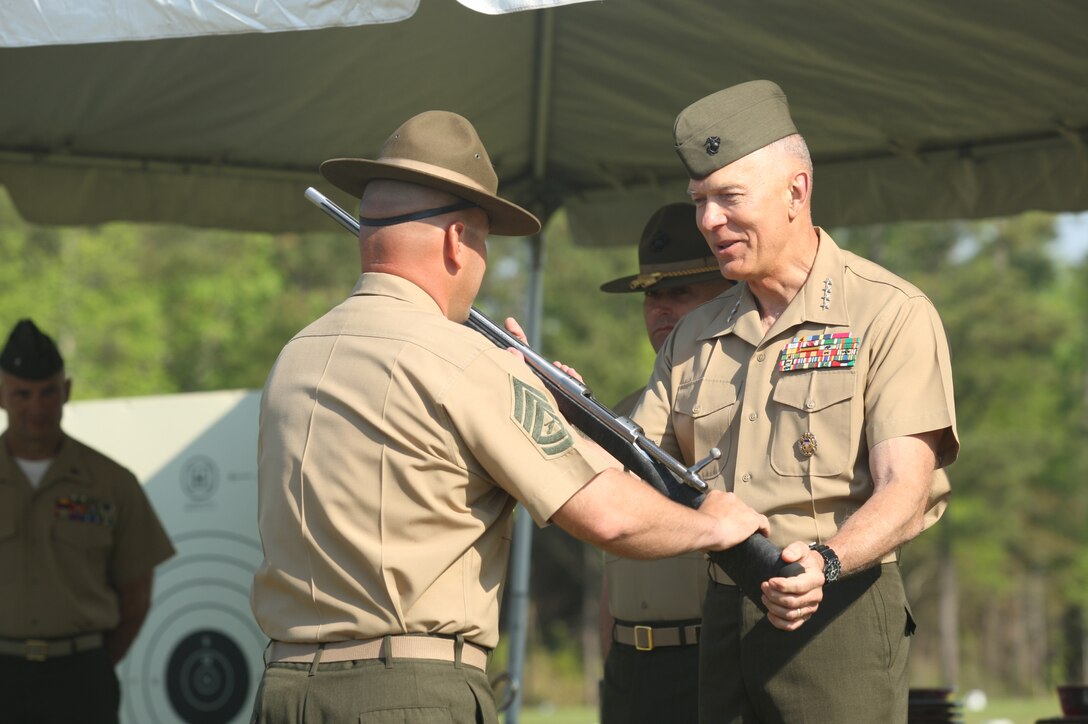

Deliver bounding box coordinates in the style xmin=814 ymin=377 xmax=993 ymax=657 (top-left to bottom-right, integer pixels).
xmin=838 ymin=214 xmax=1087 ymax=695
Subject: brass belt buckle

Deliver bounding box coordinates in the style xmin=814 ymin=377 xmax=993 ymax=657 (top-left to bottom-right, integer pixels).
xmin=633 ymin=625 xmax=654 ymax=651
xmin=25 ymin=639 xmax=49 ymax=662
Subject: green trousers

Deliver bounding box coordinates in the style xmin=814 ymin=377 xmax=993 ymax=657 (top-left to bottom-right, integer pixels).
xmin=601 ymin=639 xmax=700 ymax=724
xmin=250 ymin=657 xmax=497 ymax=723
xmin=699 ymin=563 xmax=914 ymax=724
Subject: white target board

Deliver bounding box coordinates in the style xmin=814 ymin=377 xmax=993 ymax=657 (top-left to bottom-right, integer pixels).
xmin=47 ymin=389 xmax=263 ymax=724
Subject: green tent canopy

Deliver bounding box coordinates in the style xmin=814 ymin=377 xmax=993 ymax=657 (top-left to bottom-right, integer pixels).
xmin=1 ymin=0 xmax=1086 ymax=245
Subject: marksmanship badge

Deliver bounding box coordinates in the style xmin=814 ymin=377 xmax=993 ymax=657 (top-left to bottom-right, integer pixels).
xmin=779 ymin=333 xmax=861 ymax=372
xmin=511 ymin=377 xmax=574 ymax=457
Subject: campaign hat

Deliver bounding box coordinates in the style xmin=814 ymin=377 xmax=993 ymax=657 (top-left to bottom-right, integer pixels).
xmin=600 ymin=203 xmax=722 ymax=293
xmin=320 ymin=111 xmax=540 ymax=236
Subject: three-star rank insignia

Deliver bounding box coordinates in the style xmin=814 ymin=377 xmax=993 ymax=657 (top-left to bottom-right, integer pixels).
xmin=511 ymin=377 xmax=574 ymax=457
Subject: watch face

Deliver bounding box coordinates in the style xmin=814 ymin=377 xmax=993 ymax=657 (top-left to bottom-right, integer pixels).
xmin=814 ymin=544 xmax=841 ymax=582
xmin=824 ymin=555 xmax=841 ymax=582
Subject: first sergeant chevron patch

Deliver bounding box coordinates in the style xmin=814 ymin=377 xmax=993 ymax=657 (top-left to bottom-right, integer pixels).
xmin=510 ymin=377 xmax=574 ymax=458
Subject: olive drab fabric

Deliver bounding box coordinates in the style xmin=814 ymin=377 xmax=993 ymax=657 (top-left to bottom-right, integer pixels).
xmin=700 ymin=563 xmax=913 ymax=724
xmin=251 ymin=659 xmax=498 ymax=724
xmin=673 ymin=80 xmax=799 ymax=180
xmin=7 ymin=3 xmax=1085 ymax=240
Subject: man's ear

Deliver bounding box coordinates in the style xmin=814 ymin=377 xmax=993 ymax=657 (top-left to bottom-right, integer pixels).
xmin=444 ymin=221 xmax=468 ymax=272
xmin=63 ymin=378 xmax=72 ymax=404
xmin=786 ymin=169 xmax=811 ymax=221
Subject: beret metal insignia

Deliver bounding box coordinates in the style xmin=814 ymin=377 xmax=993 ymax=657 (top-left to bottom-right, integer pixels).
xmin=704 ymin=136 xmax=721 ymax=156
xmin=511 ymin=377 xmax=574 ymax=457
xmin=798 ymin=432 xmax=818 ymax=457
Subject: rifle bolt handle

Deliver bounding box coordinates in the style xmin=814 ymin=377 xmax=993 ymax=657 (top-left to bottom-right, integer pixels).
xmin=689 ymin=448 xmax=722 ymax=476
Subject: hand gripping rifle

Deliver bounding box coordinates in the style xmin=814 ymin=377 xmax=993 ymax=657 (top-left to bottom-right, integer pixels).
xmin=304 ymin=187 xmax=803 ymax=599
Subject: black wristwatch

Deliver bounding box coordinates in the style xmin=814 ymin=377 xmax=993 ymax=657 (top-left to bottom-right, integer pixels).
xmin=809 ymin=543 xmax=841 ymax=583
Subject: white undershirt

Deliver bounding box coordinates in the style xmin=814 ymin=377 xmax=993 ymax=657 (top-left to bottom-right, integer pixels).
xmin=16 ymin=457 xmax=53 ymax=489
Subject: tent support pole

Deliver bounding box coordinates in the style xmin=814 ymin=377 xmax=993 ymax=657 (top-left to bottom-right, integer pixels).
xmin=505 ymin=7 xmax=557 ymax=721
xmin=505 ymin=227 xmax=546 ymax=724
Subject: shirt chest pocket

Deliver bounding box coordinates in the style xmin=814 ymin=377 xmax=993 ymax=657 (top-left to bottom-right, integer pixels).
xmin=674 ymin=379 xmax=738 ymax=480
xmin=53 ymin=519 xmax=114 ymax=549
xmin=50 ymin=517 xmax=114 ymax=586
xmin=770 ymin=371 xmax=856 ymax=477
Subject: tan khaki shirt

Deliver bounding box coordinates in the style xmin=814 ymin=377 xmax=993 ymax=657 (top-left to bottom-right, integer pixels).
xmin=250 ymin=273 xmax=611 ymax=649
xmin=632 ymin=231 xmax=958 ymax=554
xmin=605 ymin=389 xmax=706 ymax=622
xmin=0 ymin=433 xmax=175 ymax=638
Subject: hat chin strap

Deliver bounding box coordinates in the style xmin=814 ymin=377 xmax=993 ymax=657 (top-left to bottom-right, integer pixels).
xmin=359 ymin=200 xmax=477 ymax=227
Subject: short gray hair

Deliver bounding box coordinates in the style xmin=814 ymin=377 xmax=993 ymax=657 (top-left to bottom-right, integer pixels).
xmin=768 ymin=133 xmax=813 ymax=176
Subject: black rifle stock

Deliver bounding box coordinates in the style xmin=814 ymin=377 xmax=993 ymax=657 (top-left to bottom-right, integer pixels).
xmin=304 ymin=187 xmax=803 ymax=599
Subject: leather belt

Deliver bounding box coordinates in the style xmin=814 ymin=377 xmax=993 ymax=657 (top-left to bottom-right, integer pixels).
xmin=613 ymin=623 xmax=700 ymax=651
xmin=268 ymin=635 xmax=490 ymax=671
xmin=0 ymin=633 xmax=106 ymax=662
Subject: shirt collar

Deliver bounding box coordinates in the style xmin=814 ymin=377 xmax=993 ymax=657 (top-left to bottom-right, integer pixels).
xmin=698 ymin=228 xmax=850 ymax=346
xmin=698 ymin=283 xmax=760 ymax=347
xmin=352 ymin=272 xmax=446 ymax=317
xmin=773 ymin=229 xmax=850 ymax=332
xmin=0 ymin=433 xmax=92 ymax=489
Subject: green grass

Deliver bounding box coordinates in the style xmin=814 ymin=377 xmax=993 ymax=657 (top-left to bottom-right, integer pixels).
xmin=511 ymin=697 xmax=1065 ymax=724
xmin=516 ymin=707 xmax=596 ymax=724
xmin=962 ymin=696 xmax=1063 ymax=724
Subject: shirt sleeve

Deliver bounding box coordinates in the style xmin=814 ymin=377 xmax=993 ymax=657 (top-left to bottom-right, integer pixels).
xmin=441 ymin=349 xmax=613 ymax=526
xmin=109 ymin=469 xmax=176 ymax=585
xmin=863 ymin=295 xmax=959 ymax=465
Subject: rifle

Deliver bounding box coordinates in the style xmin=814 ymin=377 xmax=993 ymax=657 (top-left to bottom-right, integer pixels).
xmin=304 ymin=187 xmax=803 ymax=599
